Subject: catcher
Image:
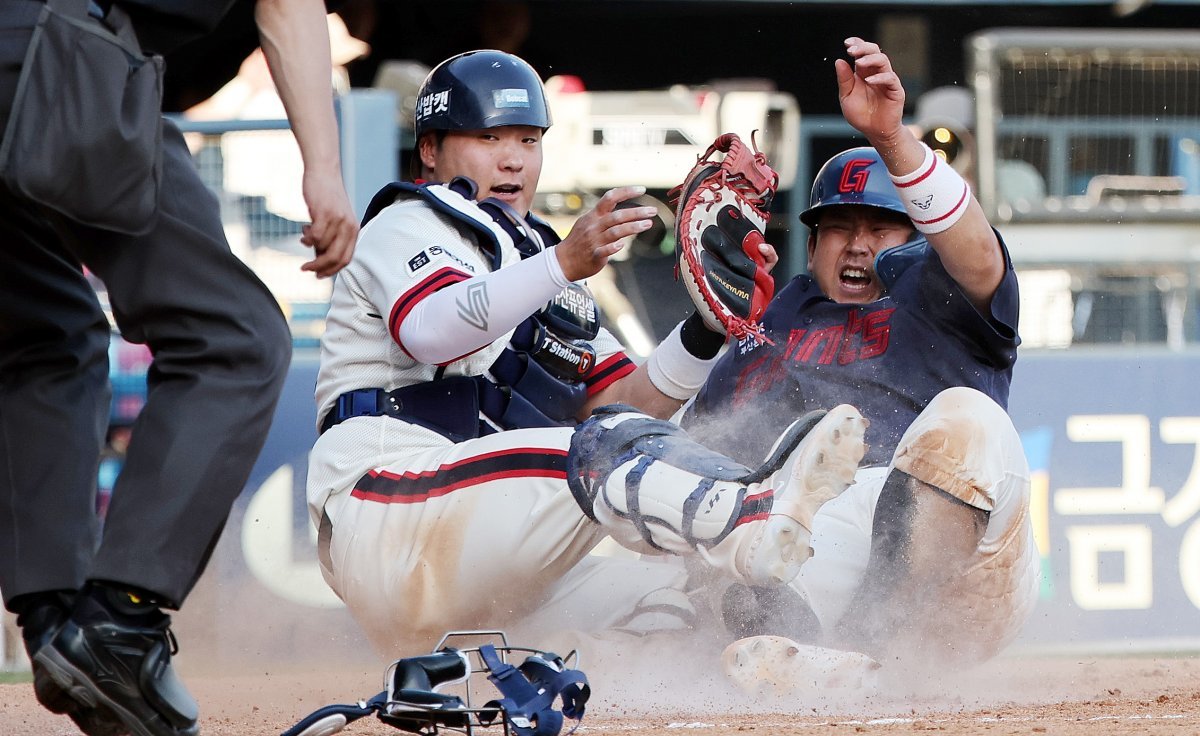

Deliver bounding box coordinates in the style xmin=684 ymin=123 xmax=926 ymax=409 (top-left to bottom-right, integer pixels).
xmin=677 ymin=36 xmax=1040 ymax=671
xmin=307 ymin=49 xmax=862 ymax=655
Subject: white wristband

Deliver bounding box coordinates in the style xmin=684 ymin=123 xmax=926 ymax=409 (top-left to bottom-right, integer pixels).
xmin=646 ymin=320 xmax=719 ymax=401
xmin=889 ymin=144 xmax=970 ymax=234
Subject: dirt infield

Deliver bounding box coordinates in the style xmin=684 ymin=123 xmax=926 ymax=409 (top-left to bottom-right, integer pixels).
xmin=3 ymin=651 xmax=1199 ymax=735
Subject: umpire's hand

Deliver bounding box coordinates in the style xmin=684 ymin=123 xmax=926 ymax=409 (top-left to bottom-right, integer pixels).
xmin=300 ymin=169 xmax=359 ymax=277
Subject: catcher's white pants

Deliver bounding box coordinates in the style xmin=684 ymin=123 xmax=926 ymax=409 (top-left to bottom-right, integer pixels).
xmin=793 ymin=387 xmax=1040 ymax=660
xmin=314 ymin=425 xmax=694 ymax=655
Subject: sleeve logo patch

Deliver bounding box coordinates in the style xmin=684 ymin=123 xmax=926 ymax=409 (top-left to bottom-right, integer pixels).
xmin=407 ymin=250 xmax=431 ymax=273
xmin=406 ymin=246 xmax=477 ymax=276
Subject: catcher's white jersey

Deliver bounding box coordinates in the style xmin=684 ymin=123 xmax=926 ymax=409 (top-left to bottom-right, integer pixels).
xmin=307 ymin=186 xmax=648 ymax=654
xmin=313 ymin=190 xmax=515 ymax=431
xmin=310 ymin=186 xmax=631 ymax=511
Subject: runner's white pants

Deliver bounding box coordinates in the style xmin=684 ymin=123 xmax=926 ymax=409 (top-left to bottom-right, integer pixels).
xmin=794 ymin=387 xmax=1040 ymax=661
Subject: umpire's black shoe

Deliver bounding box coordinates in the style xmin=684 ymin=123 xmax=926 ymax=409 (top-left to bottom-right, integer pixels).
xmin=33 ymin=611 xmax=199 ymax=736
xmin=16 ymin=595 xmax=127 ymax=736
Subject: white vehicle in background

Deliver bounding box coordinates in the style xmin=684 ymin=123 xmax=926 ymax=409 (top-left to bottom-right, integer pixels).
xmin=538 ymin=77 xmax=799 ymax=219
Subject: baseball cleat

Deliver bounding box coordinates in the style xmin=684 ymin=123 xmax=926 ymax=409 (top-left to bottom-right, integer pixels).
xmin=735 ymin=405 xmax=867 ymax=585
xmin=722 ymin=635 xmax=881 ymax=697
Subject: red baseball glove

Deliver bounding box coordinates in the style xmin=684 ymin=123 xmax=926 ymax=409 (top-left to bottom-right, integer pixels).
xmin=669 ymin=133 xmax=779 ymax=342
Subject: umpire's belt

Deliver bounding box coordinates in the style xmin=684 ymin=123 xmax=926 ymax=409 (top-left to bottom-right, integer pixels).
xmin=319 ymin=377 xmax=481 ymax=442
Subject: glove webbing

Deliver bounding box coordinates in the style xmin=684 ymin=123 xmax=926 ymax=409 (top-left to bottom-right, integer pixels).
xmin=667 ymin=132 xmax=778 ymax=214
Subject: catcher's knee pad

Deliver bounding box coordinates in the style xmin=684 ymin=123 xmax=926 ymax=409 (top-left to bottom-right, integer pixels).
xmin=570 ymin=406 xmax=866 ymax=587
xmin=566 ymin=403 xmax=751 ymax=524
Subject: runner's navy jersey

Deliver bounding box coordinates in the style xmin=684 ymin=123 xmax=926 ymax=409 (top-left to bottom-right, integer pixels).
xmin=683 ymin=238 xmax=1020 ymax=467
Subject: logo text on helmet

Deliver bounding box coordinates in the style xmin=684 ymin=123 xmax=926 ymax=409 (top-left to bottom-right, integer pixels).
xmin=838 ymin=159 xmax=874 ymax=194
xmin=416 ymin=90 xmax=451 ymax=121
xmin=493 ymin=88 xmax=530 ymax=109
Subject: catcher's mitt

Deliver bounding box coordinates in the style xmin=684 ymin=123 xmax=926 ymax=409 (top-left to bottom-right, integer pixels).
xmin=669 ymin=132 xmax=779 ymax=342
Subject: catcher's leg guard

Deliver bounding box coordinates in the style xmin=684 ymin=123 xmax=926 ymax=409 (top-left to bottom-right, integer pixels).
xmin=567 ymin=404 xmax=867 ymax=586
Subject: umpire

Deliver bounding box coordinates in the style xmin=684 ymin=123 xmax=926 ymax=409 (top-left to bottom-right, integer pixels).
xmin=0 ymin=1 xmax=357 ymax=735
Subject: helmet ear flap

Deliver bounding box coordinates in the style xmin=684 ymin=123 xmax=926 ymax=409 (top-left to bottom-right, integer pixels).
xmin=873 ymin=232 xmax=930 ymax=291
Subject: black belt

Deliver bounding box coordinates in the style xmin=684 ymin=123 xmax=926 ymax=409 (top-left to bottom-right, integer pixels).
xmin=319 ymin=377 xmax=484 ymax=443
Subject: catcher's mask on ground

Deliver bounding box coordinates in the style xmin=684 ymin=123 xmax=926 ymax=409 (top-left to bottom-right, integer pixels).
xmin=409 ymin=49 xmax=552 ymax=181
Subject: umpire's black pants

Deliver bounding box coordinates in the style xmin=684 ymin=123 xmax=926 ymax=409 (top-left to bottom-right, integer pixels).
xmin=0 ymin=1 xmax=292 ymax=610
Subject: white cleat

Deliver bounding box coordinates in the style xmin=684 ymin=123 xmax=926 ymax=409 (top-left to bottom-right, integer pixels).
xmin=737 ymin=405 xmax=868 ymax=585
xmin=722 ymin=635 xmax=881 ymax=697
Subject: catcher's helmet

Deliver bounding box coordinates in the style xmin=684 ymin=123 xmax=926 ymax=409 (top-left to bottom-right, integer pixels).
xmin=799 ymin=147 xmax=907 ymax=228
xmin=414 ymin=50 xmax=552 ymax=139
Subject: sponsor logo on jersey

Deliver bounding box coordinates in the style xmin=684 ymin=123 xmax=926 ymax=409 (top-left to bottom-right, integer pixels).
xmin=552 ymin=288 xmax=596 ymax=323
xmin=407 ymin=246 xmax=476 ymax=277
xmin=407 ymin=251 xmax=431 ymax=273
xmin=735 ymin=332 xmax=767 ymax=356
xmin=429 ymin=245 xmax=476 ymax=273
xmin=838 ymin=159 xmax=874 ymax=194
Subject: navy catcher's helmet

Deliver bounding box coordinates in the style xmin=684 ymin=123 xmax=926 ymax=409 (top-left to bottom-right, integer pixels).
xmin=799 ymin=147 xmax=907 ymax=228
xmin=414 ymin=50 xmax=552 ymax=139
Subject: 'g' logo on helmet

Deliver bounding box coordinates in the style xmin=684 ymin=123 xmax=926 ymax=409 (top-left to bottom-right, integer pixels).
xmin=800 ymin=147 xmax=905 ymax=227
xmin=838 ymin=159 xmax=874 ymax=194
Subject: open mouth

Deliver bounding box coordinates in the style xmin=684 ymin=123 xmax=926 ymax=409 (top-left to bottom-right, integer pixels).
xmin=491 ymin=184 xmax=522 ymax=198
xmin=839 ymin=266 xmax=873 ymax=291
